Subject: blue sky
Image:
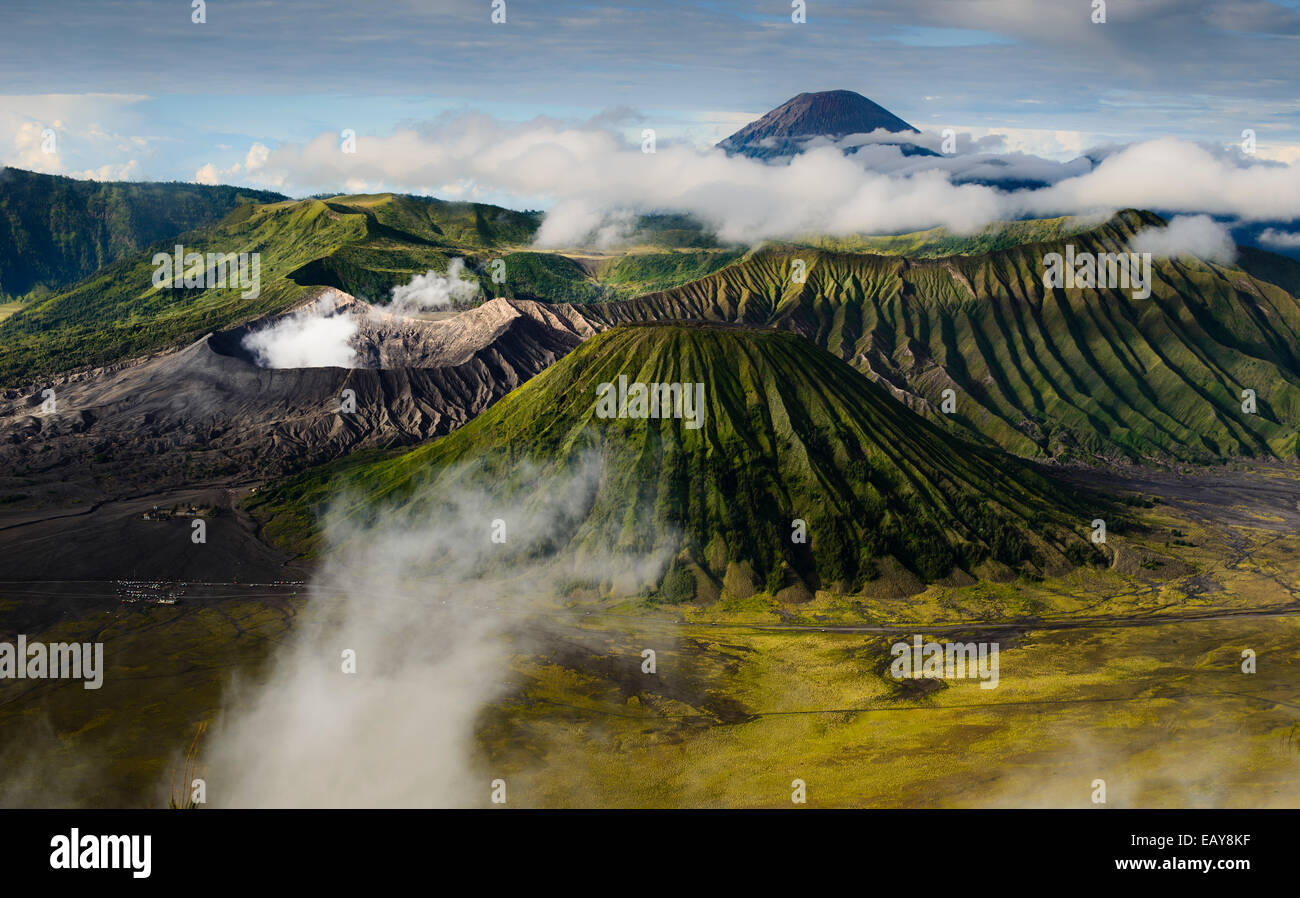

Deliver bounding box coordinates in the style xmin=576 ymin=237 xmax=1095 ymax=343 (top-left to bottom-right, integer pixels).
xmin=3 ymin=0 xmax=1300 ymax=192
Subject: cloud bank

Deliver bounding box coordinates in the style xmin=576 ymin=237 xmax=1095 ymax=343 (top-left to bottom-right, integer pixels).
xmin=1130 ymin=214 xmax=1238 ymax=264
xmin=217 ymin=115 xmax=1300 ymax=250
xmin=1259 ymin=228 xmax=1300 ymax=250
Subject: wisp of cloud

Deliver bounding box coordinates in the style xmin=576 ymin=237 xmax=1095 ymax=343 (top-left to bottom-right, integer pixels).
xmin=199 ymin=454 xmax=672 ymax=807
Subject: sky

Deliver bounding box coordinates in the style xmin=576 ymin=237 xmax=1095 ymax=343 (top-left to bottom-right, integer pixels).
xmin=2 ymin=0 xmax=1300 ymax=242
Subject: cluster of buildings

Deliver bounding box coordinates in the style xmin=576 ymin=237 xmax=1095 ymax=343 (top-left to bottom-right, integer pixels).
xmin=115 ymin=580 xmax=186 ymax=605
xmin=139 ymin=503 xmax=212 ymax=521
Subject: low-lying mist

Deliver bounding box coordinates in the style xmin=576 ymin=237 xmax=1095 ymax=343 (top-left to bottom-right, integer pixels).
xmin=198 ymin=453 xmax=673 ymax=807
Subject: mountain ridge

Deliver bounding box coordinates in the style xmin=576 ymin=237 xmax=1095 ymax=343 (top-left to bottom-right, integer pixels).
xmin=580 ymin=210 xmax=1300 ymax=463
xmin=0 ymin=166 xmax=287 ymax=300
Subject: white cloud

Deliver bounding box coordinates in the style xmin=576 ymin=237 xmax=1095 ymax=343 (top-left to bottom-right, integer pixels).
xmin=935 ymin=125 xmax=1098 ymax=160
xmin=68 ymin=159 xmax=141 ymax=181
xmin=193 ymin=143 xmax=272 ymax=187
xmin=0 ymin=94 xmax=153 ymax=179
xmin=1259 ymin=228 xmax=1300 ymax=249
xmin=1021 ymin=138 xmax=1300 ymax=223
xmin=1130 ymin=214 xmax=1237 ymax=263
xmin=193 ymin=163 xmax=220 ymax=185
xmin=216 ymin=115 xmax=1300 ymax=247
xmin=9 ymin=120 xmax=62 ymax=173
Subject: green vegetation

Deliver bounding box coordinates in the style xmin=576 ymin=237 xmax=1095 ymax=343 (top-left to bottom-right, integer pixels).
xmin=593 ymin=249 xmax=747 ymax=295
xmin=491 ymin=613 xmax=1300 ymax=807
xmin=0 ymin=198 xmax=352 ymax=385
xmin=8 ymin=465 xmax=1298 ymax=808
xmin=0 ymin=193 xmax=546 ymax=386
xmin=490 ymin=251 xmax=608 ymax=304
xmin=589 ymin=211 xmax=1300 ymax=463
xmin=624 ymin=212 xmax=725 ymax=249
xmin=486 ymin=249 xmax=748 ymax=304
xmin=0 ymin=190 xmax=741 ymax=385
xmin=0 ymin=166 xmax=286 ymax=299
xmin=249 ymin=324 xmax=1105 ymax=595
xmin=238 ymin=193 xmax=544 ymax=304
xmin=0 ymin=593 xmax=295 ymax=807
xmin=799 ymin=215 xmax=1093 ymax=257
xmin=483 ymin=468 xmax=1300 ymax=806
xmin=8 ymin=188 xmax=1300 ymax=468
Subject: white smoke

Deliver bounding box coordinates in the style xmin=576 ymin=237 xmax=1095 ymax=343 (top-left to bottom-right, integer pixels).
xmin=200 ymin=455 xmax=673 ymax=807
xmin=241 ymin=297 xmax=359 ymax=368
xmin=388 ymin=258 xmax=481 ymax=314
xmin=236 ymin=263 xmax=489 ymax=371
xmin=1130 ymin=214 xmax=1238 ymax=263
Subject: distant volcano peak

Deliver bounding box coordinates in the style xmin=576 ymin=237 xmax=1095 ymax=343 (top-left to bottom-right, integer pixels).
xmin=718 ymin=89 xmax=922 ymax=158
